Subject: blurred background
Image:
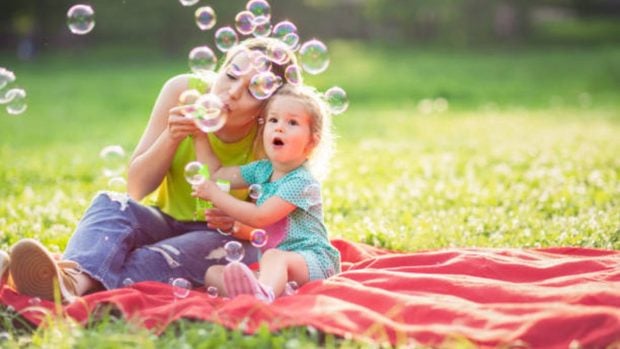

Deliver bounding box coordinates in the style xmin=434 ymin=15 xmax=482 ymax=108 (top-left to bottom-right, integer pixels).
xmin=2 ymin=0 xmax=620 ymax=58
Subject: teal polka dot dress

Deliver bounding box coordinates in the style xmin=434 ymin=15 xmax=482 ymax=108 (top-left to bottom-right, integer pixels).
xmin=240 ymin=159 xmax=341 ymax=280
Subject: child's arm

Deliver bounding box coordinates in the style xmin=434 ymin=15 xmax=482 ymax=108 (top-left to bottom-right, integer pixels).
xmin=193 ymin=136 xmax=247 ymax=189
xmin=192 ymin=182 xmax=296 ymax=228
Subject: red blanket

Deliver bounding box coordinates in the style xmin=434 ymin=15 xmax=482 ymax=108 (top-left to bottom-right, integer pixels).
xmin=2 ymin=239 xmax=619 ymax=348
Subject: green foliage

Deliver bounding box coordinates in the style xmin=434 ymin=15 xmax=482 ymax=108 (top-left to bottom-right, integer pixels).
xmin=0 ymin=42 xmax=619 ymax=347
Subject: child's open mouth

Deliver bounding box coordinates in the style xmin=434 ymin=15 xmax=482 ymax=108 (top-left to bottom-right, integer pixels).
xmin=272 ymin=137 xmax=284 ymax=147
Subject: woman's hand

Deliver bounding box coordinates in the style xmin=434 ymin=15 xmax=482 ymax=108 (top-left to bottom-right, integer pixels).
xmin=203 ymin=207 xmax=236 ymax=233
xmin=167 ymin=105 xmax=206 ymax=142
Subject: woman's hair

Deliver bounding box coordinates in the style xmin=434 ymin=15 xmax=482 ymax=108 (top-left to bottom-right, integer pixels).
xmin=220 ymin=37 xmax=300 ymax=160
xmin=262 ymin=84 xmax=335 ymax=181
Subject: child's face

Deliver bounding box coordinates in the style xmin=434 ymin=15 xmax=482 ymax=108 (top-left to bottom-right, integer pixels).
xmin=263 ymin=95 xmax=315 ymax=168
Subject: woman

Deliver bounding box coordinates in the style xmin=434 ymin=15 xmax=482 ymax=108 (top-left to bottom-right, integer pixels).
xmin=3 ymin=37 xmax=299 ymax=302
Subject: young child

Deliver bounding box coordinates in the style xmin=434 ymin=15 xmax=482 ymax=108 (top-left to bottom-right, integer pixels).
xmin=191 ymin=84 xmax=340 ymax=302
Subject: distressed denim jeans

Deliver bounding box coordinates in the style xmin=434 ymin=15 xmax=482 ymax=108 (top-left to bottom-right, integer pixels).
xmin=63 ymin=192 xmax=258 ymax=290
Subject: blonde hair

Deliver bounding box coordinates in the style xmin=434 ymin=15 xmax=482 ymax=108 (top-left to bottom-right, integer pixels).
xmin=261 ymin=84 xmax=335 ymax=181
xmin=220 ymin=37 xmax=300 ymax=160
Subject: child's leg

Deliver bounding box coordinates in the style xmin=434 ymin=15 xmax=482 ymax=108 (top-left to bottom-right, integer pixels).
xmin=258 ymin=249 xmax=308 ymax=297
xmin=204 ymin=265 xmax=226 ymax=296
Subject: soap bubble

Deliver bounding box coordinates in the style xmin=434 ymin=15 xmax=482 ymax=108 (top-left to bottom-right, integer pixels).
xmin=214 ymin=26 xmax=239 ymax=52
xmin=299 ymin=39 xmax=329 ymax=75
xmin=250 ymin=51 xmax=271 ymax=73
xmin=107 ymin=176 xmax=127 ymax=192
xmin=302 ymin=183 xmax=321 ymax=206
xmin=252 ymin=16 xmax=272 ymax=38
xmin=122 ymin=278 xmax=134 ymax=287
xmin=235 ymin=11 xmax=255 ymax=36
xmin=67 ymin=4 xmax=95 ymax=35
xmin=267 ymin=42 xmax=290 ymax=65
xmin=248 ymin=183 xmax=263 ymax=200
xmin=207 ymin=286 xmax=218 ymax=298
xmin=246 ymin=0 xmax=271 ymax=21
xmin=285 ymin=65 xmax=302 ymax=85
xmin=0 ymin=68 xmax=15 ymax=90
xmin=249 ymin=71 xmax=281 ymax=100
xmin=178 ymin=89 xmax=201 ymax=106
xmin=172 ymin=278 xmax=192 ymax=299
xmin=189 ymin=46 xmax=217 ymax=74
xmin=184 ymin=161 xmax=206 ymax=185
xmin=250 ymin=229 xmax=268 ymax=248
xmin=282 ymin=33 xmax=300 ymax=51
xmin=224 ymin=241 xmax=245 ymax=263
xmin=324 ymin=86 xmax=349 ymax=115
xmin=100 ymin=145 xmax=126 ymax=177
xmin=192 ymin=93 xmax=225 ymax=133
xmin=195 ymin=6 xmax=216 ymax=31
xmin=272 ymin=21 xmax=297 ymax=40
xmin=179 ymin=0 xmax=199 ymax=6
xmin=4 ymin=88 xmax=27 ymax=115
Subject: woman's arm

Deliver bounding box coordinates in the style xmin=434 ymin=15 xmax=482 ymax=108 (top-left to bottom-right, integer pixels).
xmin=193 ymin=182 xmax=296 ymax=228
xmin=127 ymin=74 xmax=203 ymax=200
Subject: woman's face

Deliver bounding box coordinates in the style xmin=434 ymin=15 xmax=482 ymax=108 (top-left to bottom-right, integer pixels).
xmin=211 ymin=50 xmax=264 ymax=132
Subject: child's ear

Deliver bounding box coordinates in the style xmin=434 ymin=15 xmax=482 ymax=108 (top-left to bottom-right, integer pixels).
xmin=305 ymin=133 xmax=320 ymax=156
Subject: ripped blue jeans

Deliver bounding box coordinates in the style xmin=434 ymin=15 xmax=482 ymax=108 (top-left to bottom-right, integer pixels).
xmin=63 ymin=192 xmax=258 ymax=290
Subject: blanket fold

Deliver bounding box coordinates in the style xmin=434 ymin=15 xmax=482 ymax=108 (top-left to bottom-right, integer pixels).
xmin=1 ymin=239 xmax=619 ymax=348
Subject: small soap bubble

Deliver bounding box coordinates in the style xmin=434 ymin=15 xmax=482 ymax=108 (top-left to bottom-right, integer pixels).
xmin=122 ymin=278 xmax=134 ymax=287
xmin=107 ymin=176 xmax=127 ymax=192
xmin=195 ymin=6 xmax=216 ymax=31
xmin=178 ymin=89 xmax=201 ymax=106
xmin=230 ymin=48 xmax=254 ymax=77
xmin=0 ymin=332 xmax=10 ymax=342
xmin=282 ymin=33 xmax=300 ymax=51
xmin=235 ymin=11 xmax=255 ymax=36
xmin=248 ymin=183 xmax=263 ymax=200
xmin=299 ymin=39 xmax=329 ymax=75
xmin=285 ymin=65 xmax=301 ymax=85
xmin=324 ymin=86 xmax=349 ymax=115
xmin=5 ymin=88 xmax=27 ymax=115
xmin=251 ymin=51 xmax=271 ymax=73
xmin=272 ymin=20 xmax=297 ymax=39
xmin=192 ymin=93 xmax=225 ymax=133
xmin=67 ymin=4 xmax=95 ymax=35
xmin=433 ymin=97 xmax=449 ymax=113
xmin=302 ymin=183 xmax=321 ymax=206
xmin=179 ymin=0 xmax=199 ymax=6
xmin=172 ymin=278 xmax=192 ymax=299
xmin=189 ymin=46 xmax=217 ymax=74
xmin=246 ymin=0 xmax=271 ymax=21
xmin=207 ymin=286 xmax=218 ymax=298
xmin=267 ymin=42 xmax=290 ymax=65
xmin=0 ymin=67 xmax=16 ymax=90
xmin=28 ymin=297 xmax=42 ymax=306
xmin=184 ymin=161 xmax=206 ymax=185
xmin=250 ymin=229 xmax=268 ymax=248
xmin=249 ymin=71 xmax=280 ymax=100
xmin=214 ymin=26 xmax=239 ymax=52
xmin=287 ymin=281 xmax=299 ymax=292
xmin=224 ymin=241 xmax=245 ymax=263
xmin=100 ymin=145 xmax=126 ymax=177
xmin=252 ymin=16 xmax=272 ymax=38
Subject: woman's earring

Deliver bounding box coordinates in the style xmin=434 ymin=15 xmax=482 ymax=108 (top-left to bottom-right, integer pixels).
xmin=257 ymin=117 xmax=265 ymax=125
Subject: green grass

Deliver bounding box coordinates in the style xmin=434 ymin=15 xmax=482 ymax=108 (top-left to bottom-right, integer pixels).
xmin=1 ymin=42 xmax=619 ymax=347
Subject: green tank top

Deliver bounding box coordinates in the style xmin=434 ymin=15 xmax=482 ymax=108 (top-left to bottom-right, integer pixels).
xmin=143 ymin=129 xmax=257 ymax=221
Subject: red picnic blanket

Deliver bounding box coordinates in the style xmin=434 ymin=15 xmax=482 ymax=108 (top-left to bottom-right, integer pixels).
xmin=1 ymin=238 xmax=619 ymax=348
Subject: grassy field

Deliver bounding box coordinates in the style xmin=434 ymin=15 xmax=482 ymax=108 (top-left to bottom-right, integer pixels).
xmin=1 ymin=42 xmax=619 ymax=347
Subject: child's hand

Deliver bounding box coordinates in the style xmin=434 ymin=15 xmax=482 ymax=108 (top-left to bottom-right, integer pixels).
xmin=191 ymin=179 xmax=218 ymax=201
